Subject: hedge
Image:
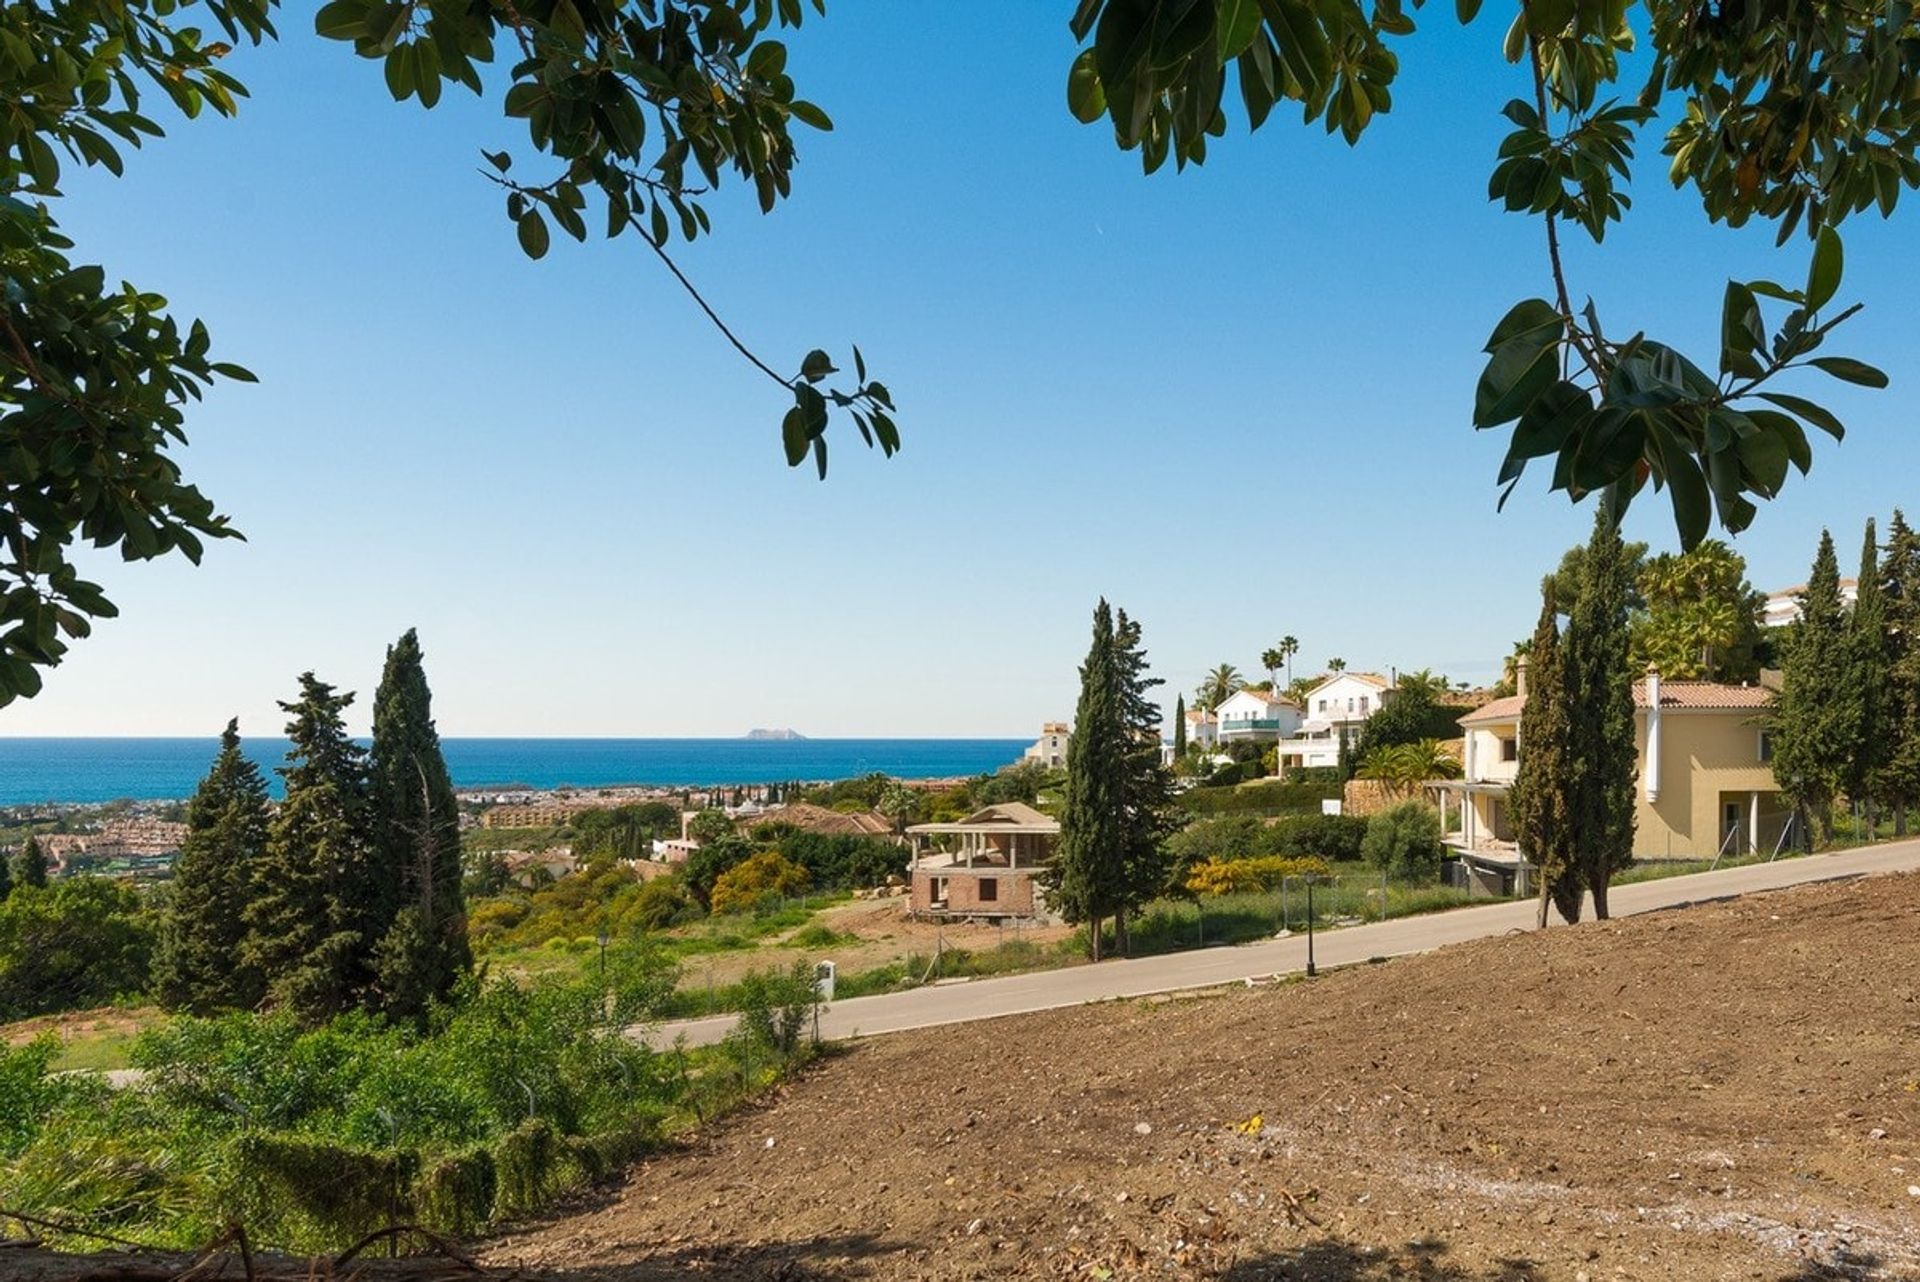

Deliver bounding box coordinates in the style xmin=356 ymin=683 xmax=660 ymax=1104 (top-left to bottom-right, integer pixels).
xmin=1177 ymin=780 xmax=1342 ymax=816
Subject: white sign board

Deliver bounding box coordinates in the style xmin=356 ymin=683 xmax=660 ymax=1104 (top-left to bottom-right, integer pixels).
xmin=1321 ymin=799 xmax=1343 ymax=816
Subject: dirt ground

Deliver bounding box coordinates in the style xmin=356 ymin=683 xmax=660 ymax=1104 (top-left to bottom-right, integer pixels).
xmin=681 ymin=897 xmax=1078 ymax=989
xmin=485 ymin=870 xmax=1920 ymax=1281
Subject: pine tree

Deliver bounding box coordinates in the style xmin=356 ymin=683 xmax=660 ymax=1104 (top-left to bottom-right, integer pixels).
xmin=1109 ymin=608 xmax=1177 ymax=955
xmin=1172 ymin=693 xmax=1187 ymax=759
xmin=1845 ymin=519 xmax=1888 ymax=824
xmin=11 ymin=835 xmax=48 ymax=890
xmin=1053 ymin=600 xmax=1126 ymax=961
xmin=1562 ymin=506 xmax=1637 ymax=918
xmin=1879 ymin=510 xmax=1920 ymax=832
xmin=1772 ymin=531 xmax=1860 ymax=845
xmin=368 ymin=629 xmax=470 ymax=1022
xmin=1509 ymin=584 xmax=1581 ymax=926
xmin=154 ymin=720 xmax=271 ymax=1013
xmin=245 ymin=673 xmax=376 ymax=1022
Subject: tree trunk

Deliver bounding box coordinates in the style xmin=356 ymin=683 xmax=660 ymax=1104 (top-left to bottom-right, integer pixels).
xmin=1536 ymin=878 xmax=1551 ymax=930
xmin=1115 ymin=909 xmax=1130 ymax=958
xmin=1591 ymin=875 xmax=1610 ymax=921
xmin=1088 ymin=914 xmax=1103 ymax=962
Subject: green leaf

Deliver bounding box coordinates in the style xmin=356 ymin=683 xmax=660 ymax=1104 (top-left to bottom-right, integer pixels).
xmin=1719 ymin=281 xmax=1764 ymax=370
xmin=314 ymin=0 xmax=364 ymax=39
xmin=384 ymin=45 xmax=413 ymax=100
xmin=1756 ymin=391 xmax=1845 ymax=440
xmin=1455 ymin=0 xmax=1483 ymax=21
xmin=1216 ymin=0 xmax=1263 ymax=57
xmin=516 ymin=209 xmax=549 ymax=259
xmin=1745 ymin=409 xmax=1813 ymax=475
xmin=812 ymin=434 xmax=828 ymax=480
xmin=1473 ymin=335 xmax=1559 ymax=428
xmin=1482 ymin=297 xmax=1562 ymax=353
xmin=799 ymin=349 xmax=836 ymax=383
xmin=1808 ymin=356 xmax=1888 ymax=388
xmin=1067 ymin=49 xmax=1107 ymax=124
xmin=788 ymin=100 xmax=833 ymax=130
xmin=1806 ymin=227 xmax=1842 ymax=312
xmin=781 ymin=406 xmax=809 ymax=466
xmin=483 ymin=150 xmax=512 ymax=173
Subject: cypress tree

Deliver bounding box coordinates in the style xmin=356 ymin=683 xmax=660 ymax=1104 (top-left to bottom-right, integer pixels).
xmin=1562 ymin=507 xmax=1636 ymax=918
xmin=1509 ymin=583 xmax=1580 ymax=926
xmin=1845 ymin=519 xmax=1888 ymax=824
xmin=1054 ymin=600 xmax=1126 ymax=961
xmin=245 ymin=673 xmax=375 ymax=1022
xmin=11 ymin=835 xmax=48 ymax=889
xmin=368 ymin=629 xmax=470 ymax=1022
xmin=0 ymin=847 xmax=11 ymax=902
xmin=1771 ymin=531 xmax=1858 ymax=845
xmin=1109 ymin=608 xmax=1177 ymax=955
xmin=1173 ymin=693 xmax=1187 ymax=759
xmin=1879 ymin=511 xmax=1920 ymax=833
xmin=154 ymin=720 xmax=271 ymax=1013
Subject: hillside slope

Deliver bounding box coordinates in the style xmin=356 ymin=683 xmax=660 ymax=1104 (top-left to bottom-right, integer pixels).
xmin=486 ymin=871 xmax=1920 ymax=1281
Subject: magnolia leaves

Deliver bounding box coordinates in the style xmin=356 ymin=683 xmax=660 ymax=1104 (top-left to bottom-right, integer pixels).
xmin=1478 ymin=230 xmax=1887 ymax=549
xmin=1065 ymin=0 xmax=1404 ymax=172
xmin=780 ymin=348 xmax=900 ymax=478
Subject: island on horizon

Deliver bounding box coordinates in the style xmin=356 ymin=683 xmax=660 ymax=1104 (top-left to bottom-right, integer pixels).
xmin=743 ymin=728 xmax=806 ymax=740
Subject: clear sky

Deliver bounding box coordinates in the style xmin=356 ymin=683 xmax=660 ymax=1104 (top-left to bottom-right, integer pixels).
xmin=5 ymin=3 xmax=1917 ymax=739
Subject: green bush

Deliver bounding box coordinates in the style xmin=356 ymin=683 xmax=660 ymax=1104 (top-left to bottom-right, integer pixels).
xmin=1362 ymin=801 xmax=1444 ymax=881
xmin=0 ymin=878 xmax=153 ymax=1020
xmin=1178 ymin=780 xmax=1341 ymax=816
xmin=1266 ymin=813 xmax=1369 ymax=863
xmin=709 ymin=852 xmax=810 ymax=915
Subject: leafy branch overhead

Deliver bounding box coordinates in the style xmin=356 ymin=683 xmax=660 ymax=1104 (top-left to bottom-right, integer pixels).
xmin=312 ymin=0 xmax=899 ymax=480
xmin=1065 ymin=0 xmax=1905 ymax=546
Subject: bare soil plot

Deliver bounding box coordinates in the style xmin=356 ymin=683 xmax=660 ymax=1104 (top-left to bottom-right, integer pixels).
xmin=486 ymin=871 xmax=1920 ymax=1280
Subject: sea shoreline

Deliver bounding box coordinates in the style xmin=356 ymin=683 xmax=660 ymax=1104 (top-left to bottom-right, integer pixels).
xmin=0 ymin=737 xmax=1033 ymax=808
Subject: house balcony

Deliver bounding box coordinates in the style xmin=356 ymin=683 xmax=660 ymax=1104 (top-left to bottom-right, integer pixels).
xmin=1218 ymin=717 xmax=1284 ymax=738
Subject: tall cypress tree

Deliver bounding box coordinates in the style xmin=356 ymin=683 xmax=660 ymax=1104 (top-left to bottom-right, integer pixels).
xmin=1172 ymin=693 xmax=1187 ymax=759
xmin=1845 ymin=519 xmax=1888 ymax=822
xmin=1562 ymin=507 xmax=1636 ymax=919
xmin=154 ymin=720 xmax=271 ymax=1013
xmin=11 ymin=835 xmax=48 ymax=889
xmin=245 ymin=673 xmax=375 ymax=1022
xmin=1879 ymin=510 xmax=1920 ymax=833
xmin=1771 ymin=531 xmax=1858 ymax=845
xmin=368 ymin=629 xmax=470 ymax=1021
xmin=1110 ymin=608 xmax=1177 ymax=954
xmin=1053 ymin=600 xmax=1126 ymax=961
xmin=1509 ymin=583 xmax=1580 ymax=926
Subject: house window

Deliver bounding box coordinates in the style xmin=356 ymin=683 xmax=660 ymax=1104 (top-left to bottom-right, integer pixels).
xmin=1318 ymin=699 xmax=1328 ymax=712
xmin=1361 ymin=696 xmax=1370 ymax=712
xmin=979 ymin=877 xmax=998 ymax=902
xmin=1758 ymin=730 xmax=1774 ymax=763
xmin=1501 ymin=737 xmax=1519 ymax=762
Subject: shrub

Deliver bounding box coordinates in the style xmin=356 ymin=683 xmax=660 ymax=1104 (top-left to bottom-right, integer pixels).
xmin=1184 ymin=855 xmax=1333 ymax=896
xmin=628 ymin=876 xmax=696 ymax=931
xmin=0 ymin=878 xmax=153 ymax=1020
xmin=1362 ymin=801 xmax=1445 ymax=881
xmin=1178 ymin=780 xmax=1341 ymax=816
xmin=709 ymin=852 xmax=810 ymax=915
xmin=1265 ymin=813 xmax=1369 ymax=863
xmin=775 ymin=832 xmax=907 ymax=888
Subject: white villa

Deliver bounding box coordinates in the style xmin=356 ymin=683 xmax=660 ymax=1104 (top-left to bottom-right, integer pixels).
xmin=1761 ymin=577 xmax=1858 ymax=628
xmin=1023 ymin=721 xmax=1071 ymax=769
xmin=1213 ymin=687 xmax=1303 ymax=743
xmin=1274 ymin=672 xmax=1396 ymax=772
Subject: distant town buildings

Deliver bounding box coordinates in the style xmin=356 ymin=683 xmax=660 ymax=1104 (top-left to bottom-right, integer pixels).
xmin=1762 ymin=577 xmax=1859 ymax=629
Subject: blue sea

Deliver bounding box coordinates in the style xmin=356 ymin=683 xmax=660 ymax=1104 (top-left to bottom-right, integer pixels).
xmin=0 ymin=738 xmax=1030 ymax=806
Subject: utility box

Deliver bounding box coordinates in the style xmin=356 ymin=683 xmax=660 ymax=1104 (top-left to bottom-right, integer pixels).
xmin=814 ymin=960 xmax=836 ymax=1004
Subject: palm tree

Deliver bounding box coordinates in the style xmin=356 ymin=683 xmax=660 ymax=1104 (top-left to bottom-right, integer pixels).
xmin=1327 ymin=656 xmax=1347 ymax=673
xmin=1195 ymin=663 xmax=1244 ymax=711
xmin=1358 ymin=739 xmax=1462 ymax=796
xmin=1260 ymin=646 xmax=1284 ymax=688
xmin=1279 ymin=635 xmax=1299 ymax=685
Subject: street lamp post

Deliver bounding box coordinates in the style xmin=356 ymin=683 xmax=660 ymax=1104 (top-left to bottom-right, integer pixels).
xmin=1305 ymin=878 xmax=1318 ymax=977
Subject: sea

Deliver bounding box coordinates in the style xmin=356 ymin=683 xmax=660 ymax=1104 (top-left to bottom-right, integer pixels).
xmin=0 ymin=738 xmax=1031 ymax=806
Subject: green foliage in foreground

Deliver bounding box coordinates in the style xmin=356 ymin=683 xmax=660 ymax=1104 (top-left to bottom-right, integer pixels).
xmin=0 ymin=953 xmax=817 ymax=1252
xmin=0 ymin=878 xmax=152 ymax=1021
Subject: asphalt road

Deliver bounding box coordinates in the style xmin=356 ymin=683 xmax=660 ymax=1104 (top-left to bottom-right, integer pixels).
xmin=642 ymin=840 xmax=1920 ymax=1049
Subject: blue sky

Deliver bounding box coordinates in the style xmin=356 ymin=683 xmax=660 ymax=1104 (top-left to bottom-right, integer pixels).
xmin=5 ymin=2 xmax=1917 ymax=739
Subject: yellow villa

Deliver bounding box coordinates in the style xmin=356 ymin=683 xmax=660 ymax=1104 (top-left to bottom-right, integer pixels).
xmin=1430 ymin=667 xmax=1790 ymax=893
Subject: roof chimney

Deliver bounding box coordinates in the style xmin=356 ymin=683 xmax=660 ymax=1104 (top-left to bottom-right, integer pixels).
xmin=1515 ymin=655 xmax=1530 ymax=701
xmin=1644 ymin=665 xmax=1662 ymax=804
